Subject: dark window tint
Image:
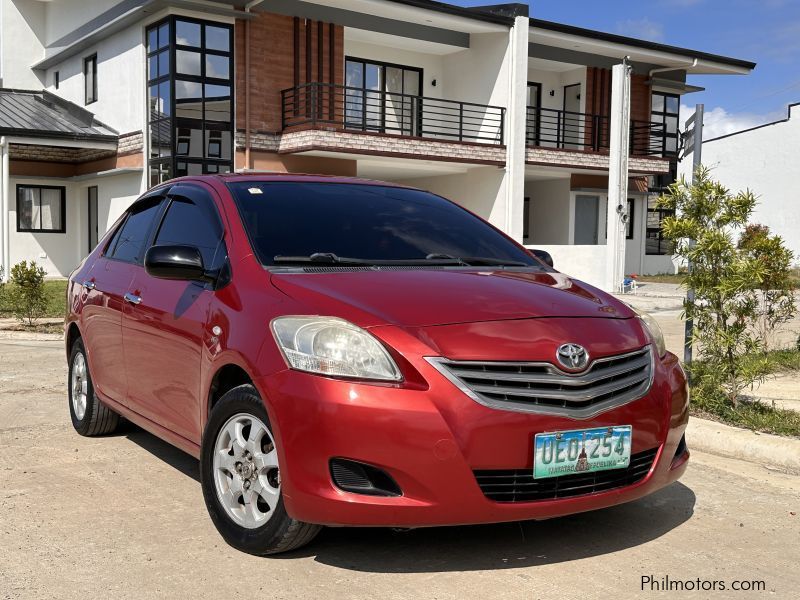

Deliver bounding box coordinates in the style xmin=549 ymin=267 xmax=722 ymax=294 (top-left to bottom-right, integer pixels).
xmin=228 ymin=182 xmax=537 ymax=267
xmin=108 ymin=199 xmax=163 ymax=263
xmin=154 ymin=189 xmax=222 ymax=266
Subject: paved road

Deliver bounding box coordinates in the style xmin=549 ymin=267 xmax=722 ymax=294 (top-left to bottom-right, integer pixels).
xmin=2 ymin=339 xmax=799 ymax=599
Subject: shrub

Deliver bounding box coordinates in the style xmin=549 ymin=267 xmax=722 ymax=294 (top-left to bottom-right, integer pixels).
xmin=658 ymin=166 xmax=796 ymax=406
xmin=7 ymin=261 xmax=48 ymax=326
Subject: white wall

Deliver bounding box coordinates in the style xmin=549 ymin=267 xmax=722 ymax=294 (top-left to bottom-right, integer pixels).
xmin=1 ymin=0 xmax=46 ymax=88
xmin=528 ymin=66 xmax=586 ymax=113
xmin=42 ymin=21 xmax=145 ymax=134
xmin=524 ymin=178 xmax=571 ymax=244
xmin=526 ymin=243 xmax=607 ymax=288
xmin=678 ymin=104 xmax=800 ymax=263
xmin=7 ymin=172 xmax=142 ymax=277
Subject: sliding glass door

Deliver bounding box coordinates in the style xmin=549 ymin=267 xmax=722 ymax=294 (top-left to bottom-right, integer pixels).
xmin=345 ymin=58 xmax=422 ymax=136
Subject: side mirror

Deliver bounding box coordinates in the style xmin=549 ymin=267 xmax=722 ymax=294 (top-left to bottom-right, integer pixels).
xmin=145 ymin=245 xmax=210 ymax=282
xmin=530 ymin=249 xmax=554 ymax=268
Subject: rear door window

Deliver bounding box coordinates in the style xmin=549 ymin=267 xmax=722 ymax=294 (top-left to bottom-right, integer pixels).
xmin=107 ymin=198 xmax=164 ymax=264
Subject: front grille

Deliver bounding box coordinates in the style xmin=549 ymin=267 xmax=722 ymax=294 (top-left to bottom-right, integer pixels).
xmin=474 ymin=447 xmax=658 ymax=503
xmin=427 ymin=346 xmax=653 ymax=418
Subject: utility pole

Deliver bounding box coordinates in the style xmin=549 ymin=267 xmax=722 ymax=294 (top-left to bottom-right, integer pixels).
xmin=606 ymin=58 xmax=632 ymax=294
xmin=683 ymin=104 xmax=704 ymax=370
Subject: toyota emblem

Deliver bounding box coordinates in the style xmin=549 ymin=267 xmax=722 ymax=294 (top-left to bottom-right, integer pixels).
xmin=556 ymin=343 xmax=590 ymax=371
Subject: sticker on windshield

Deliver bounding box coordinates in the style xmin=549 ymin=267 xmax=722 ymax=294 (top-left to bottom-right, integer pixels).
xmin=248 ymin=187 xmax=264 ymax=195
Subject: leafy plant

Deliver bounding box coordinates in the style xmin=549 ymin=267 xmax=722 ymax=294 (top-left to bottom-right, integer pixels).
xmin=7 ymin=261 xmax=48 ymax=326
xmin=737 ymin=223 xmax=796 ymax=351
xmin=658 ymin=166 xmax=796 ymax=406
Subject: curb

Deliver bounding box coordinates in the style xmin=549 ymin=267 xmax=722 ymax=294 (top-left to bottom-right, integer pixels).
xmin=0 ymin=330 xmax=63 ymax=342
xmin=687 ymin=417 xmax=800 ymax=475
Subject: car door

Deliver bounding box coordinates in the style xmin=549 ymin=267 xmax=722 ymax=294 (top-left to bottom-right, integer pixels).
xmin=80 ymin=196 xmax=165 ymax=405
xmin=122 ymin=183 xmax=227 ymax=443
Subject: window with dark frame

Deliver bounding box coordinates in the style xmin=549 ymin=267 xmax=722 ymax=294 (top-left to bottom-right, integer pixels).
xmin=146 ymin=17 xmax=233 ymax=188
xmin=54 ymin=71 xmax=60 ymax=90
xmin=651 ymin=91 xmax=680 ymax=158
xmin=626 ymin=198 xmax=635 ymax=240
xmin=523 ymin=197 xmax=531 ymax=239
xmin=646 ymin=196 xmax=674 ymax=255
xmin=344 ymin=57 xmax=422 ymax=136
xmin=84 ymin=55 xmax=97 ymax=104
xmin=16 ymin=185 xmax=66 ymax=233
xmin=526 ymin=82 xmax=542 ymax=146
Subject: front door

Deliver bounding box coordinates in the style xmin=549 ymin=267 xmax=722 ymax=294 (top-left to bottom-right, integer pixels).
xmin=574 ymin=195 xmax=600 ymax=245
xmin=122 ymin=183 xmax=225 ymax=442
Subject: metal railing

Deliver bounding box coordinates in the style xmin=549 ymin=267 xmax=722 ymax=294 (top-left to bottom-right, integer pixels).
xmin=281 ymin=82 xmax=506 ymax=145
xmin=526 ymin=106 xmax=674 ymax=158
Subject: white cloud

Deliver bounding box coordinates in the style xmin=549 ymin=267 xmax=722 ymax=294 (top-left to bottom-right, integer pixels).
xmin=680 ymin=104 xmax=787 ymax=140
xmin=615 ymin=17 xmax=664 ymax=42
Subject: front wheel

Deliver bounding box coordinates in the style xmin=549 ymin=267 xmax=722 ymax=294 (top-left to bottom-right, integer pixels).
xmin=200 ymin=384 xmax=321 ymax=555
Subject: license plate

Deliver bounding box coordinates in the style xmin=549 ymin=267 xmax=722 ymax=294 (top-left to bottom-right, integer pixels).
xmin=533 ymin=425 xmax=632 ymax=479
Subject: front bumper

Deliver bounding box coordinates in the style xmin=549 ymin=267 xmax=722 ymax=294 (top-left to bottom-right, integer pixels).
xmin=257 ymin=345 xmax=689 ymax=528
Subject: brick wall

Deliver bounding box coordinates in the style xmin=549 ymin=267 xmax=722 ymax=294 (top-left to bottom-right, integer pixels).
xmin=585 ymin=67 xmax=651 ymax=124
xmin=236 ymin=11 xmax=344 ymax=135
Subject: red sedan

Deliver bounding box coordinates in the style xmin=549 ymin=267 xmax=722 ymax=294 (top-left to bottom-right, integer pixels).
xmin=66 ymin=174 xmax=689 ymax=555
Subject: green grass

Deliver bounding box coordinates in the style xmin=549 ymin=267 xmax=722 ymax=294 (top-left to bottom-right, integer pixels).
xmin=689 ymin=348 xmax=800 ymax=438
xmin=0 ymin=279 xmax=68 ymax=320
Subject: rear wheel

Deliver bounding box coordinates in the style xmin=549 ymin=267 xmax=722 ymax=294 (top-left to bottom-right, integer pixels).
xmin=68 ymin=337 xmax=120 ymax=436
xmin=200 ymin=384 xmax=321 ymax=555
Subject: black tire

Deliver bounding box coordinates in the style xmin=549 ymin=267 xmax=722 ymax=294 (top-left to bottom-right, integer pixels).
xmin=200 ymin=384 xmax=321 ymax=555
xmin=68 ymin=337 xmax=120 ymax=436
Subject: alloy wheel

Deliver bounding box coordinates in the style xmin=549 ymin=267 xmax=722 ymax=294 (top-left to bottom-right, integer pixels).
xmin=71 ymin=352 xmax=88 ymax=421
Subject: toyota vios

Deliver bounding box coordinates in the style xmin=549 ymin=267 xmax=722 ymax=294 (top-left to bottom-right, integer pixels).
xmin=66 ymin=174 xmax=689 ymax=555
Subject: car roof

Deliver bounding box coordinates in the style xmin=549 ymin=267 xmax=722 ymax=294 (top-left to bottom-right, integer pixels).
xmin=175 ymin=172 xmax=414 ymax=189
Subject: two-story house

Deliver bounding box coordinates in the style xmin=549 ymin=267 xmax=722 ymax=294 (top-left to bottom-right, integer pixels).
xmin=0 ymin=0 xmax=755 ymax=288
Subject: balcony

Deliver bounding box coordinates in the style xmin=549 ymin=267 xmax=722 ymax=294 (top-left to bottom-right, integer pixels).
xmin=281 ymin=83 xmax=506 ymax=146
xmin=526 ymin=107 xmax=675 ymax=158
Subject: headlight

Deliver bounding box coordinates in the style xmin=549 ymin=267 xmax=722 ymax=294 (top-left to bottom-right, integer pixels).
xmin=271 ymin=316 xmax=402 ymax=381
xmin=629 ymin=306 xmax=667 ymax=358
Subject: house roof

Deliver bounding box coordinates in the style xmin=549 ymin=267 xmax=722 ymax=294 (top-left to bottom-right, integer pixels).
xmin=529 ymin=18 xmax=756 ymax=71
xmin=0 ymin=89 xmax=118 ymax=143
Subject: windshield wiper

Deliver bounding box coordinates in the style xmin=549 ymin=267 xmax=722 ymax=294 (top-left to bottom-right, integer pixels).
xmin=272 ymin=253 xmax=463 ymax=266
xmin=426 ymin=253 xmax=528 ymax=267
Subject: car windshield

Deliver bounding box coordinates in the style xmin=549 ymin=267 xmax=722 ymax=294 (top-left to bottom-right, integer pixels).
xmin=227 ymin=181 xmax=539 ymax=268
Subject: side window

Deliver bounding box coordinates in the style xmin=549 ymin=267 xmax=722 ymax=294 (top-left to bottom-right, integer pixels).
xmin=154 ymin=187 xmax=223 ymax=267
xmin=108 ymin=199 xmax=163 ymax=263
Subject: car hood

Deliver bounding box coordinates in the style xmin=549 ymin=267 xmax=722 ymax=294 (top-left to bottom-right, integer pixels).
xmin=269 ymin=268 xmax=634 ymax=328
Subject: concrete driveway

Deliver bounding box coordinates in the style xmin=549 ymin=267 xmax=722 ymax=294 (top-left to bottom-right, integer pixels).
xmin=2 ymin=338 xmax=799 ymax=599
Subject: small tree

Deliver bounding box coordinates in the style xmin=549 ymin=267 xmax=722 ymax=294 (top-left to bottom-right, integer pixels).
xmin=8 ymin=261 xmax=48 ymax=327
xmin=658 ymin=166 xmax=795 ymax=406
xmin=737 ymin=224 xmax=796 ymax=351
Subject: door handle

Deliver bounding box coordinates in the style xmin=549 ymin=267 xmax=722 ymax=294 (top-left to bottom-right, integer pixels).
xmin=124 ymin=293 xmax=142 ymax=305
xmin=82 ymin=280 xmax=96 ymax=290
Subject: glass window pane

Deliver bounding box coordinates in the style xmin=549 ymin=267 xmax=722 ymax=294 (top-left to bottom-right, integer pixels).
xmin=205 ymin=54 xmax=229 ymax=80
xmin=175 ymin=80 xmax=203 ymax=119
xmin=205 ymin=129 xmax=231 ymax=159
xmin=651 ymin=93 xmax=664 ymax=113
xmin=365 ymin=64 xmax=381 ymax=91
xmin=158 ymin=50 xmax=170 ymax=78
xmin=40 ymin=189 xmax=62 ymax=231
xmin=666 ymin=95 xmax=680 ymax=114
xmin=111 ymin=200 xmax=163 ymax=263
xmin=155 ymin=195 xmax=222 ymax=265
xmin=205 ymin=25 xmax=230 ymax=52
xmin=147 ymin=27 xmax=158 ymax=53
xmin=148 ymin=55 xmax=158 ymax=81
xmin=204 ymin=84 xmax=230 ymax=122
xmin=149 ymin=162 xmax=172 ymax=188
xmin=175 ymin=125 xmax=203 ymax=157
xmin=345 ymin=61 xmax=363 ymax=88
xmin=17 ymin=187 xmax=37 ymax=230
xmin=150 ymin=120 xmax=171 ymax=158
xmin=176 ymin=50 xmax=201 ymax=76
xmin=403 ymin=69 xmax=420 ymax=96
xmin=176 ymin=20 xmax=201 ymax=47
xmin=158 ymin=22 xmax=170 ymax=49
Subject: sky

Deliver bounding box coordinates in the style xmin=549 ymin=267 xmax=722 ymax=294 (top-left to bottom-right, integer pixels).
xmin=453 ymin=0 xmax=800 ymax=138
